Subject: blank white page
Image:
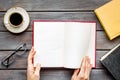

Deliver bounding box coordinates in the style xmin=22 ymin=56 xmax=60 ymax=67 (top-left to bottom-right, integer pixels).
xmin=86 ymin=23 xmax=96 ymax=67
xmin=34 ymin=22 xmax=65 ymax=67
xmin=33 ymin=21 xmax=96 ymax=68
xmin=64 ymin=22 xmax=95 ymax=68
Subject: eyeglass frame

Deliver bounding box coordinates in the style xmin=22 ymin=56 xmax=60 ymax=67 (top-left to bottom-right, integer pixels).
xmin=1 ymin=43 xmax=27 ymax=67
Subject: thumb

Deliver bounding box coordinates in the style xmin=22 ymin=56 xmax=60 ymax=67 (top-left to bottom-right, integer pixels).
xmin=71 ymin=69 xmax=80 ymax=80
xmin=34 ymin=63 xmax=41 ymax=76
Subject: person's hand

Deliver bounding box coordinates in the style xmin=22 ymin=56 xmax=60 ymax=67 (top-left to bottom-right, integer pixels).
xmin=27 ymin=47 xmax=41 ymax=80
xmin=71 ymin=56 xmax=92 ymax=80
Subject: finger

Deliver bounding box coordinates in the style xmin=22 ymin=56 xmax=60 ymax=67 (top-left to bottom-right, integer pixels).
xmin=28 ymin=47 xmax=36 ymax=65
xmin=78 ymin=56 xmax=87 ymax=79
xmin=71 ymin=69 xmax=80 ymax=80
xmin=79 ymin=56 xmax=86 ymax=74
xmin=87 ymin=56 xmax=90 ymax=64
xmin=84 ymin=56 xmax=89 ymax=80
xmin=84 ymin=57 xmax=92 ymax=80
xmin=28 ymin=47 xmax=35 ymax=60
xmin=30 ymin=47 xmax=34 ymax=55
xmin=80 ymin=57 xmax=84 ymax=68
xmin=28 ymin=47 xmax=34 ymax=60
xmin=27 ymin=52 xmax=36 ymax=72
xmin=85 ymin=64 xmax=92 ymax=80
xmin=74 ymin=69 xmax=80 ymax=75
xmin=29 ymin=51 xmax=36 ymax=65
xmin=34 ymin=63 xmax=41 ymax=76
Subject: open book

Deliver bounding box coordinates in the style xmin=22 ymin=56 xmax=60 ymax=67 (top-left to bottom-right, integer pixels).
xmin=32 ymin=20 xmax=96 ymax=68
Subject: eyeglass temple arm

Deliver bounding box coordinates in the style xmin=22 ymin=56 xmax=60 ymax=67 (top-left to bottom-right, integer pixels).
xmin=2 ymin=46 xmax=22 ymax=62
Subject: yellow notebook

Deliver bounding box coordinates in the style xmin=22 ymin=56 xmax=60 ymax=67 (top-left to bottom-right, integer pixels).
xmin=94 ymin=0 xmax=120 ymax=40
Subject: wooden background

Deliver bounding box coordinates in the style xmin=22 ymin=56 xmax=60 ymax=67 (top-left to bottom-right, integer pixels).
xmin=0 ymin=0 xmax=119 ymax=80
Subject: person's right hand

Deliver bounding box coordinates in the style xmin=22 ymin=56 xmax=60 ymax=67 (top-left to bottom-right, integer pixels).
xmin=71 ymin=56 xmax=92 ymax=80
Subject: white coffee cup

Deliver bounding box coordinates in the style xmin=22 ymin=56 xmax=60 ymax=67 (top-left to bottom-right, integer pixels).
xmin=4 ymin=7 xmax=30 ymax=33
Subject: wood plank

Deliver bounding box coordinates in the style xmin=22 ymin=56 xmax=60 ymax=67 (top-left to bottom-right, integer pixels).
xmin=0 ymin=32 xmax=32 ymax=50
xmin=0 ymin=0 xmax=110 ymax=11
xmin=0 ymin=12 xmax=104 ymax=31
xmin=0 ymin=70 xmax=26 ymax=80
xmin=0 ymin=51 xmax=113 ymax=69
xmin=0 ymin=69 xmax=114 ymax=80
xmin=0 ymin=31 xmax=120 ymax=50
xmin=90 ymin=69 xmax=115 ymax=80
xmin=96 ymin=31 xmax=120 ymax=49
xmin=96 ymin=51 xmax=108 ymax=68
xmin=0 ymin=1 xmax=116 ymax=80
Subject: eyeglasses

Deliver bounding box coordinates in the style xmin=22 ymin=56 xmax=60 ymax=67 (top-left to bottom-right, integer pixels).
xmin=1 ymin=43 xmax=27 ymax=67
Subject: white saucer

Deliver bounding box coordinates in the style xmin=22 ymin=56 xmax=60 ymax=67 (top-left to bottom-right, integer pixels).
xmin=4 ymin=7 xmax=30 ymax=33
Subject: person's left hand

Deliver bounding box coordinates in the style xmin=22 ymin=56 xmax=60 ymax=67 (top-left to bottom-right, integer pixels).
xmin=27 ymin=47 xmax=41 ymax=80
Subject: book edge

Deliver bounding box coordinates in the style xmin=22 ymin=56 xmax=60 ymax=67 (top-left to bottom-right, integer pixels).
xmin=32 ymin=20 xmax=34 ymax=46
xmin=100 ymin=43 xmax=120 ymax=61
xmin=94 ymin=22 xmax=97 ymax=68
xmin=32 ymin=20 xmax=96 ymax=68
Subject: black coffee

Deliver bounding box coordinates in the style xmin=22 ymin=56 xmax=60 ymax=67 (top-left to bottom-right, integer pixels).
xmin=10 ymin=13 xmax=23 ymax=26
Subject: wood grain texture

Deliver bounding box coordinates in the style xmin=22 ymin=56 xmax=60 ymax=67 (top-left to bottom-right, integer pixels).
xmin=0 ymin=32 xmax=31 ymax=50
xmin=0 ymin=31 xmax=120 ymax=50
xmin=0 ymin=0 xmax=118 ymax=79
xmin=0 ymin=69 xmax=115 ymax=80
xmin=0 ymin=12 xmax=103 ymax=31
xmin=0 ymin=51 xmax=113 ymax=69
xmin=0 ymin=0 xmax=110 ymax=11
